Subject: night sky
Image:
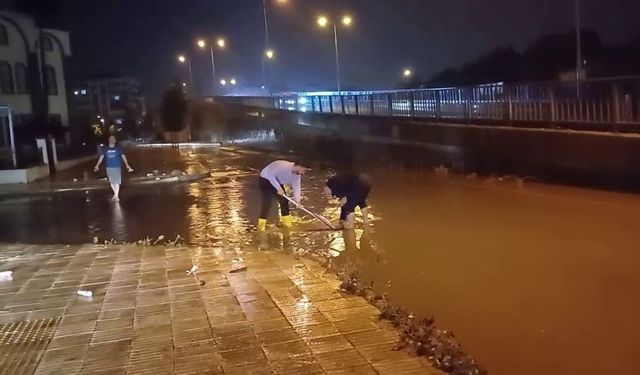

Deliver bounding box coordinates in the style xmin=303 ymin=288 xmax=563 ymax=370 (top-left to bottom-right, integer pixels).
xmin=6 ymin=0 xmax=640 ymax=104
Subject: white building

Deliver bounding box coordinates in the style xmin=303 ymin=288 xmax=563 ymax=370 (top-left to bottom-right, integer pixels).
xmin=0 ymin=11 xmax=71 ymax=128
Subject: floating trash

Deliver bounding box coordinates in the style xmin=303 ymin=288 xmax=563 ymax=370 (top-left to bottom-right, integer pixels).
xmin=93 ymin=236 xmax=99 ymax=244
xmin=0 ymin=271 xmax=13 ymax=281
xmin=153 ymin=235 xmax=165 ymax=245
xmin=77 ymin=290 xmax=93 ymax=297
xmin=146 ymin=173 xmax=154 ymax=177
xmin=73 ymin=178 xmax=78 ymax=182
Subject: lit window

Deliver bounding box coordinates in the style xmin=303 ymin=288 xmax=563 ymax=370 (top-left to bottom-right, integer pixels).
xmin=114 ymin=95 xmax=120 ymax=101
xmin=81 ymin=89 xmax=87 ymax=95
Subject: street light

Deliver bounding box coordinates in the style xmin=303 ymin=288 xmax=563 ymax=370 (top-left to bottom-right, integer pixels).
xmin=317 ymin=14 xmax=353 ymax=94
xmin=230 ymin=78 xmax=237 ymax=85
xmin=574 ymin=0 xmax=582 ymax=97
xmin=220 ymin=79 xmax=227 ymax=86
xmin=197 ymin=38 xmax=227 ymax=95
xmin=403 ymin=69 xmax=413 ymax=78
xmin=261 ymin=0 xmax=287 ymax=93
xmin=265 ymin=49 xmax=275 ymax=59
xmin=177 ymin=54 xmax=193 ymax=88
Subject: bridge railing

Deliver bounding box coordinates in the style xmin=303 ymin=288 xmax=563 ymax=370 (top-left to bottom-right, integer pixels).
xmin=218 ymin=76 xmax=640 ymax=127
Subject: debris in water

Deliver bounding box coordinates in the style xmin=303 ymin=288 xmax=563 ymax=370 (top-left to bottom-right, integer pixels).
xmin=0 ymin=271 xmax=13 ymax=281
xmin=146 ymin=172 xmax=154 ymax=177
xmin=434 ymin=165 xmax=449 ymax=176
xmin=73 ymin=178 xmax=78 ymax=182
xmin=155 ymin=177 xmax=161 ymax=181
xmin=153 ymin=235 xmax=165 ymax=245
xmin=93 ymin=236 xmax=98 ymax=244
xmin=77 ymin=290 xmax=93 ymax=297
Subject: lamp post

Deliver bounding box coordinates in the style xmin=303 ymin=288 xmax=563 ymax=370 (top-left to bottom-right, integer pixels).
xmin=261 ymin=0 xmax=286 ymax=93
xmin=575 ymin=0 xmax=582 ymax=97
xmin=317 ymin=14 xmax=352 ymax=94
xmin=197 ymin=38 xmax=226 ymax=95
xmin=177 ymin=54 xmax=193 ymax=87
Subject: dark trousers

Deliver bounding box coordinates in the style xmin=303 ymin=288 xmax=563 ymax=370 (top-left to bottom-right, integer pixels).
xmin=259 ymin=177 xmax=290 ymax=220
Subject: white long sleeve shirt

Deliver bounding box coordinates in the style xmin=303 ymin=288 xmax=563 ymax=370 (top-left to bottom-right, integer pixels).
xmin=260 ymin=160 xmax=302 ymax=202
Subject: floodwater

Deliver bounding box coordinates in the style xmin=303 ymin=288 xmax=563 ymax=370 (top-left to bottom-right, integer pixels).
xmin=1 ymin=146 xmax=640 ymax=375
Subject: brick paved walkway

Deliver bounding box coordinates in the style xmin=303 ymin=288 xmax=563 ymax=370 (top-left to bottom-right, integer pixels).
xmin=0 ymin=244 xmax=441 ymax=375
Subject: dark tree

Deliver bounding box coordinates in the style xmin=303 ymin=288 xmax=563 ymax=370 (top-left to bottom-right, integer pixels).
xmin=161 ymin=86 xmax=188 ymax=132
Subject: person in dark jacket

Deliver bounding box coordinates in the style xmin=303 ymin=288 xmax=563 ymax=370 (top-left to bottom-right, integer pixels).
xmin=324 ymin=173 xmax=372 ymax=229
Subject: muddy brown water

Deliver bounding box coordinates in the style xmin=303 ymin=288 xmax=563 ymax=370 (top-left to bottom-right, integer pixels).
xmin=1 ymin=146 xmax=639 ymax=375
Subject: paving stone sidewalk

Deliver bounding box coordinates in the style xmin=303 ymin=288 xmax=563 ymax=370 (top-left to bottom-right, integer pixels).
xmin=0 ymin=244 xmax=441 ymax=375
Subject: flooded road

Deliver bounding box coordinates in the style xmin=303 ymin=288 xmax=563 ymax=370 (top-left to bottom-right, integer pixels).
xmin=1 ymin=145 xmax=639 ymax=375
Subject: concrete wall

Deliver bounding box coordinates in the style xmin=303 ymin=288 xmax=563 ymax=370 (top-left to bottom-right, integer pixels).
xmin=195 ymin=102 xmax=640 ymax=189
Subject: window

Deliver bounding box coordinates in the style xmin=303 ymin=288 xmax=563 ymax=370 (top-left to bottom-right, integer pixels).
xmin=0 ymin=24 xmax=8 ymax=46
xmin=14 ymin=63 xmax=28 ymax=94
xmin=114 ymin=95 xmax=120 ymax=101
xmin=42 ymin=36 xmax=53 ymax=52
xmin=81 ymin=89 xmax=87 ymax=95
xmin=44 ymin=65 xmax=57 ymax=95
xmin=0 ymin=61 xmax=14 ymax=94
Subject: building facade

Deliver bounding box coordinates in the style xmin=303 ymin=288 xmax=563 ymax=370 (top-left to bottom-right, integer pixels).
xmin=71 ymin=77 xmax=146 ymax=129
xmin=0 ymin=11 xmax=71 ymax=128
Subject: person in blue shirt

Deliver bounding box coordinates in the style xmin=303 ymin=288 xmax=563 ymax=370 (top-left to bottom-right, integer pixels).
xmin=94 ymin=135 xmax=133 ymax=202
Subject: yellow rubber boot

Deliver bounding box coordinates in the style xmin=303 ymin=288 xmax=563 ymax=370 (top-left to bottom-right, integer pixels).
xmin=281 ymin=215 xmax=292 ymax=228
xmin=257 ymin=218 xmax=267 ymax=232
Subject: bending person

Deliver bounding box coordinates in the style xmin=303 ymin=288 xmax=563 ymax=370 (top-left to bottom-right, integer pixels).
xmin=324 ymin=173 xmax=372 ymax=230
xmin=258 ymin=160 xmax=308 ymax=231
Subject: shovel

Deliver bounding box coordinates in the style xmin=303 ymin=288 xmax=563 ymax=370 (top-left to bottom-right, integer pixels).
xmin=282 ymin=195 xmax=336 ymax=230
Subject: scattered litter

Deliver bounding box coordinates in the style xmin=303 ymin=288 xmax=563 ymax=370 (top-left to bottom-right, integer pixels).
xmin=146 ymin=173 xmax=154 ymax=177
xmin=186 ymin=265 xmax=199 ymax=275
xmin=153 ymin=235 xmax=165 ymax=245
xmin=0 ymin=271 xmax=13 ymax=281
xmin=155 ymin=177 xmax=161 ymax=181
xmin=93 ymin=236 xmax=99 ymax=244
xmin=199 ymin=280 xmax=206 ymax=286
xmin=77 ymin=290 xmax=93 ymax=297
xmin=229 ymin=266 xmax=248 ymax=273
xmin=230 ymin=257 xmax=247 ymax=273
xmin=73 ymin=178 xmax=78 ymax=182
xmin=293 ymin=264 xmax=306 ymax=270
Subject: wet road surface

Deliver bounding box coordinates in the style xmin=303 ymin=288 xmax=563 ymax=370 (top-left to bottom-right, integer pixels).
xmin=1 ymin=146 xmax=639 ymax=375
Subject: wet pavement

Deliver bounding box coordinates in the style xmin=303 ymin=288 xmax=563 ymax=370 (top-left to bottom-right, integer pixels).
xmin=0 ymin=243 xmax=440 ymax=374
xmin=1 ymin=145 xmax=640 ymax=374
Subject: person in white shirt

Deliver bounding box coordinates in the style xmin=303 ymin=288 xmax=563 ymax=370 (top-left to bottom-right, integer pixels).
xmin=258 ymin=160 xmax=308 ymax=231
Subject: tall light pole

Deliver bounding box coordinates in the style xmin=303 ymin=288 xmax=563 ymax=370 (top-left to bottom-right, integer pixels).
xmin=317 ymin=14 xmax=352 ymax=94
xmin=177 ymin=54 xmax=193 ymax=87
xmin=261 ymin=0 xmax=285 ymax=93
xmin=575 ymin=0 xmax=582 ymax=97
xmin=197 ymin=38 xmax=226 ymax=95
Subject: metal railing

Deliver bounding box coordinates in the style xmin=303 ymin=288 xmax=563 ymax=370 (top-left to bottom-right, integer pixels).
xmin=217 ymin=76 xmax=640 ymax=127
